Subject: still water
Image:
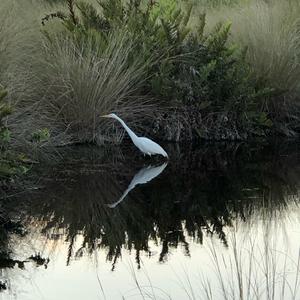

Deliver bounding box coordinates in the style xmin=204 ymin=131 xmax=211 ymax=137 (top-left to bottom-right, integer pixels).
xmin=1 ymin=142 xmax=300 ymax=300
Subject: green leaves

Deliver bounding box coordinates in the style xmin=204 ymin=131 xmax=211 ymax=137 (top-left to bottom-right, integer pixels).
xmin=0 ymin=128 xmax=10 ymax=144
xmin=206 ymin=22 xmax=232 ymax=53
xmin=31 ymin=128 xmax=50 ymax=143
xmin=0 ymin=154 xmax=30 ymax=179
xmin=76 ymin=2 xmax=109 ymax=32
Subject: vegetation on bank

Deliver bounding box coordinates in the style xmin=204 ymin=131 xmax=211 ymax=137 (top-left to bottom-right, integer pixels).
xmin=0 ymin=0 xmax=299 ymax=155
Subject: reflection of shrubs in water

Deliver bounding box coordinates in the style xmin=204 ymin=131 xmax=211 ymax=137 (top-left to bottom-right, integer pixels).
xmin=0 ymin=206 xmax=50 ymax=288
xmin=28 ymin=253 xmax=50 ymax=269
xmin=25 ymin=143 xmax=300 ymax=268
xmin=0 ymin=281 xmax=6 ymax=291
xmin=0 ymin=219 xmax=26 ymax=293
xmin=0 ymin=252 xmax=26 ymax=270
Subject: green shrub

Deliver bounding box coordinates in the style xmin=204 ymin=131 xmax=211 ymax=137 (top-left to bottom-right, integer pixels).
xmin=31 ymin=128 xmax=50 ymax=143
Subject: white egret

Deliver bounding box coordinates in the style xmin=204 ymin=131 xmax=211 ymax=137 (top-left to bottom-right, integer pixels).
xmin=107 ymin=163 xmax=168 ymax=208
xmin=100 ymin=113 xmax=168 ymax=158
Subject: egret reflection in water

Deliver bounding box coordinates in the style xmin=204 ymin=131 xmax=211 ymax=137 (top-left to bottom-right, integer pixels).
xmin=107 ymin=162 xmax=168 ymax=208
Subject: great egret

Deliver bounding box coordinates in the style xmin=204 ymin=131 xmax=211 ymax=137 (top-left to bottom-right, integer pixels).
xmin=101 ymin=113 xmax=168 ymax=158
xmin=107 ymin=163 xmax=168 ymax=208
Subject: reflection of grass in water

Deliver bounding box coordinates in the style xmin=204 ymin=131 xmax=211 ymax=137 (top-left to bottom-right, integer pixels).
xmin=23 ymin=143 xmax=300 ymax=269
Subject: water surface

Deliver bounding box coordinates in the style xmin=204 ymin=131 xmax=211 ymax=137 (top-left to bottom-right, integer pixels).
xmin=1 ymin=142 xmax=300 ymax=299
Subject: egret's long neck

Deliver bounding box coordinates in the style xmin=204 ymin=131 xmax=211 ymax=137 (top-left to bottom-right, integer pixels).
xmin=113 ymin=115 xmax=138 ymax=141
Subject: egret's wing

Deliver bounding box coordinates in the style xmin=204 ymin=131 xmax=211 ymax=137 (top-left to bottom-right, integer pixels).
xmin=139 ymin=137 xmax=168 ymax=157
xmin=130 ymin=163 xmax=168 ymax=185
xmin=107 ymin=163 xmax=168 ymax=208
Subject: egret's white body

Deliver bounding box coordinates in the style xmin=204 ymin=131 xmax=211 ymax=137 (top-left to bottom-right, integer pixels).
xmin=101 ymin=113 xmax=168 ymax=158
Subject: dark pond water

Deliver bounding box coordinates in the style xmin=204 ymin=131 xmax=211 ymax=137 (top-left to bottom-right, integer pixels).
xmin=1 ymin=142 xmax=300 ymax=299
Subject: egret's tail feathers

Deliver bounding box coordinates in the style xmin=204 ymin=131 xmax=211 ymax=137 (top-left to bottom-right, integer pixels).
xmin=161 ymin=149 xmax=169 ymax=158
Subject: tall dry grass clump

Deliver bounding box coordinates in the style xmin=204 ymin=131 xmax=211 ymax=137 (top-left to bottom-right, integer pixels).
xmin=0 ymin=0 xmax=50 ymax=154
xmin=0 ymin=1 xmax=13 ymax=78
xmin=231 ymin=0 xmax=300 ymax=132
xmin=0 ymin=0 xmax=46 ymax=94
xmin=229 ymin=0 xmax=300 ymax=97
xmin=194 ymin=0 xmax=300 ymax=96
xmin=32 ymin=31 xmax=151 ymax=144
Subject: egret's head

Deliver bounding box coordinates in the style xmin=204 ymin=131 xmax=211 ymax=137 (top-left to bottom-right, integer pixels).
xmin=100 ymin=113 xmax=117 ymax=119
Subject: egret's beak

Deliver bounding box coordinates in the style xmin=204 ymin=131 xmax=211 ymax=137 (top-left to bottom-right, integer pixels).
xmin=100 ymin=114 xmax=110 ymax=118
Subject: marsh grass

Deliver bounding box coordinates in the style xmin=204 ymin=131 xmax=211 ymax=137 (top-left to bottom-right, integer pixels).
xmin=199 ymin=227 xmax=300 ymax=300
xmin=191 ymin=0 xmax=300 ymax=129
xmin=0 ymin=0 xmax=53 ymax=150
xmin=122 ymin=226 xmax=300 ymax=300
xmin=228 ymin=0 xmax=300 ymax=96
xmin=118 ymin=231 xmax=300 ymax=300
xmin=32 ymin=31 xmax=153 ymax=144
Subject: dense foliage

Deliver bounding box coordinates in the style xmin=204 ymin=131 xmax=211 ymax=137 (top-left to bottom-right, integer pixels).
xmin=41 ymin=0 xmax=274 ymax=141
xmin=0 ymin=0 xmax=299 ymax=148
